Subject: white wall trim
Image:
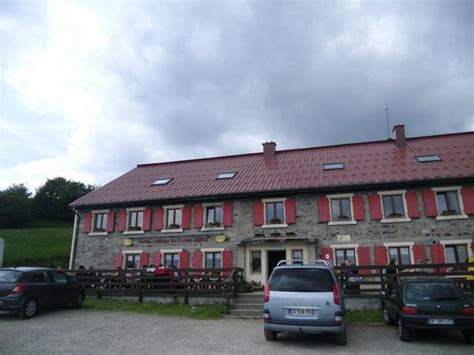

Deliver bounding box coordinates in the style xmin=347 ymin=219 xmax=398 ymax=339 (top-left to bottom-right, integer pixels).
xmin=432 ymin=186 xmax=462 ymax=192
xmin=122 ymin=249 xmax=143 ymax=255
xmin=331 ymin=243 xmax=360 ymax=249
xmin=201 ymin=248 xmax=225 ymax=253
xmin=440 ymin=239 xmax=472 ymax=246
xmin=327 ymin=193 xmax=354 ymax=199
xmin=377 ymin=189 xmax=407 ymax=195
xmin=160 ymin=249 xmax=183 ymax=254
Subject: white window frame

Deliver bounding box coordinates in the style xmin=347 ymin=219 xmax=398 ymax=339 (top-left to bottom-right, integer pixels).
xmin=378 ymin=190 xmax=411 ymax=223
xmin=201 ymin=247 xmax=225 ymax=268
xmin=122 ymin=249 xmax=144 ymax=269
xmin=89 ymin=209 xmax=110 ymax=236
xmin=161 ymin=248 xmax=183 ymax=268
xmin=330 ymin=244 xmax=360 ymax=265
xmin=162 ymin=204 xmax=184 ymax=233
xmin=201 ymin=203 xmax=225 ymax=231
xmin=262 ymin=198 xmax=288 ymax=228
xmin=327 ymin=193 xmax=357 ymax=225
xmin=383 ymin=242 xmax=414 ymax=265
xmin=440 ymin=239 xmax=472 ymax=262
xmin=124 ymin=207 xmax=145 ymax=235
xmin=432 ymin=186 xmax=468 ymax=220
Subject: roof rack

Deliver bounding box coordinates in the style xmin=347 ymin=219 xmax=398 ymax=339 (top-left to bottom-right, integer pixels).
xmin=276 ymin=259 xmax=332 ymax=268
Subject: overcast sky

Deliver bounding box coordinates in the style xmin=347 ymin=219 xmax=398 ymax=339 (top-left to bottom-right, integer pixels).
xmin=1 ymin=0 xmax=472 ymax=192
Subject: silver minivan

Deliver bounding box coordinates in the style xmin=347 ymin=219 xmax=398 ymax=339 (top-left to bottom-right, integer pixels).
xmin=263 ymin=261 xmax=347 ymax=345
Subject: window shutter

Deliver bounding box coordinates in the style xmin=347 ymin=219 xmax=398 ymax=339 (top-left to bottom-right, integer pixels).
xmin=317 ymin=197 xmax=330 ymax=223
xmin=154 ymin=208 xmax=164 ymax=231
xmin=83 ymin=212 xmax=92 ymax=234
xmin=179 ymin=250 xmax=189 ymax=269
xmin=413 ymin=244 xmax=427 ymax=264
xmin=405 ymin=191 xmax=420 ymax=218
xmin=357 ymin=247 xmax=371 ymax=275
xmin=152 ymin=252 xmax=162 ymax=266
xmin=374 ymin=246 xmax=388 ymax=265
xmin=143 ymin=208 xmax=152 ymax=231
xmin=368 ymin=194 xmax=382 ymax=220
xmin=461 ymin=187 xmax=474 ymax=215
xmin=285 ymin=199 xmax=296 ymax=224
xmin=106 ymin=211 xmax=115 ymax=232
xmin=423 ymin=190 xmax=438 ymax=217
xmin=140 ymin=252 xmax=150 ymax=268
xmin=430 ymin=244 xmax=446 ymax=272
xmin=194 ymin=206 xmax=203 ymax=229
xmin=320 ymin=247 xmax=333 ymax=262
xmin=114 ymin=253 xmax=123 ymax=269
xmin=118 ymin=210 xmax=127 ymax=232
xmin=182 ymin=206 xmax=191 ymax=229
xmin=192 ymin=250 xmax=203 ymax=269
xmin=223 ymin=202 xmax=233 ymax=227
xmin=352 ymin=195 xmax=365 ymax=221
xmin=222 ymin=249 xmax=233 ymax=276
xmin=253 ymin=201 xmax=264 ymax=226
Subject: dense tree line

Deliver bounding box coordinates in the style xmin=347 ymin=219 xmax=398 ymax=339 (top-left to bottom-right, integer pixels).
xmin=0 ymin=177 xmax=95 ymax=228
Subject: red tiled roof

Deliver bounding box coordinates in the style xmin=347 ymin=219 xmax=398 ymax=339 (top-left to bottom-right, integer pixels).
xmin=71 ymin=132 xmax=474 ymax=207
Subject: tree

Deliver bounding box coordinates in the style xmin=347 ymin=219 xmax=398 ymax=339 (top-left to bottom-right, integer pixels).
xmin=0 ymin=184 xmax=34 ymax=228
xmin=34 ymin=177 xmax=95 ymax=221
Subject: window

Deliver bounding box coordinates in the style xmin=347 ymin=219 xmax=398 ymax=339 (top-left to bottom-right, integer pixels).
xmin=216 ymin=172 xmax=237 ymax=180
xmin=445 ymin=244 xmax=468 ymax=264
xmin=323 ymin=162 xmax=344 ymax=170
xmin=205 ymin=206 xmax=223 ymax=227
xmin=30 ymin=272 xmax=48 ymax=283
xmin=164 ymin=253 xmax=179 ymax=268
xmin=388 ymin=246 xmax=411 ymax=265
xmin=269 ymin=268 xmax=335 ymax=292
xmin=128 ymin=210 xmax=144 ymax=231
xmin=265 ymin=201 xmax=284 ymax=224
xmin=205 ymin=252 xmax=222 ymax=269
xmin=292 ymin=249 xmax=303 ymax=263
xmin=382 ymin=194 xmax=405 ymax=219
xmin=152 ymin=178 xmax=172 ymax=185
xmin=93 ymin=212 xmax=108 ymax=232
xmin=331 ymin=198 xmax=352 ymax=221
xmin=250 ymin=251 xmax=261 ymax=273
xmin=52 ymin=272 xmax=68 ymax=284
xmin=335 ymin=249 xmax=356 ymax=266
xmin=125 ymin=254 xmax=140 ymax=269
xmin=436 ymin=191 xmax=461 ymax=216
xmin=165 ymin=208 xmax=182 ymax=229
xmin=415 ymin=155 xmax=441 ymax=163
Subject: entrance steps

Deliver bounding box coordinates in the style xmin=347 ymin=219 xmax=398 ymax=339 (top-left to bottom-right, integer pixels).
xmin=227 ymin=292 xmax=263 ymax=320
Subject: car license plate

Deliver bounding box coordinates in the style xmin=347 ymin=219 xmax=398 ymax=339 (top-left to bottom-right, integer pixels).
xmin=289 ymin=308 xmax=314 ymax=316
xmin=427 ymin=318 xmax=454 ymax=325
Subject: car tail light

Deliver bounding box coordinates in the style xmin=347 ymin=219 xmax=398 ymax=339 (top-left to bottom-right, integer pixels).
xmin=10 ymin=283 xmax=28 ymax=294
xmin=462 ymin=307 xmax=474 ymax=315
xmin=264 ymin=281 xmax=270 ymax=303
xmin=401 ymin=306 xmax=417 ymax=315
xmin=263 ymin=310 xmax=271 ymax=322
xmin=333 ymin=284 xmax=340 ymax=305
xmin=334 ymin=315 xmax=343 ymax=326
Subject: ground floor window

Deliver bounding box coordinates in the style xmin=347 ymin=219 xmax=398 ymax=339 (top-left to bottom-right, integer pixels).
xmin=125 ymin=254 xmax=140 ymax=269
xmin=251 ymin=250 xmax=261 ymax=273
xmin=291 ymin=249 xmax=303 ymax=263
xmin=164 ymin=253 xmax=179 ymax=268
xmin=205 ymin=252 xmax=222 ymax=269
xmin=335 ymin=249 xmax=356 ymax=266
xmin=388 ymin=246 xmax=411 ymax=265
xmin=445 ymin=244 xmax=468 ymax=264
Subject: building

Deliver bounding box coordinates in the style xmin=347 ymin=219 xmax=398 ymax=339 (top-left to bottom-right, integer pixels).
xmin=69 ymin=125 xmax=474 ymax=284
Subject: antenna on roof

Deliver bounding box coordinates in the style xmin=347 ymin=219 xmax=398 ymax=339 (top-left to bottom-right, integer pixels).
xmin=385 ymin=107 xmax=390 ymax=139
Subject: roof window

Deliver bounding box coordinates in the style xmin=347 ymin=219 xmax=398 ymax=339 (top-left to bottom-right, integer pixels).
xmin=152 ymin=178 xmax=172 ymax=185
xmin=415 ymin=155 xmax=441 ymax=163
xmin=216 ymin=172 xmax=237 ymax=180
xmin=323 ymin=163 xmax=344 ymax=170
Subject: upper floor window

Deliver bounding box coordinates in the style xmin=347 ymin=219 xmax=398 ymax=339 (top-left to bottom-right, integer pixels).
xmin=166 ymin=207 xmax=182 ymax=230
xmin=265 ymin=200 xmax=284 ymax=225
xmin=331 ymin=198 xmax=351 ymax=221
xmin=436 ymin=191 xmax=461 ymax=216
xmin=445 ymin=244 xmax=468 ymax=264
xmin=382 ymin=194 xmax=405 ymax=219
xmin=206 ymin=206 xmax=223 ymax=228
xmin=93 ymin=212 xmax=108 ymax=233
xmin=128 ymin=210 xmax=144 ymax=231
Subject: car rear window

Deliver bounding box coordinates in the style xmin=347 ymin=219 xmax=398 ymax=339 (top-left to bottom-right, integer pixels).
xmin=269 ymin=268 xmax=335 ymax=292
xmin=0 ymin=270 xmax=23 ymax=283
xmin=405 ymin=282 xmax=465 ymax=302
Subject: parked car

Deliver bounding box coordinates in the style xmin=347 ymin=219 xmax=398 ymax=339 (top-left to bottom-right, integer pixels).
xmin=382 ymin=277 xmax=474 ymax=343
xmin=263 ymin=260 xmax=346 ymax=345
xmin=0 ymin=267 xmax=85 ymax=319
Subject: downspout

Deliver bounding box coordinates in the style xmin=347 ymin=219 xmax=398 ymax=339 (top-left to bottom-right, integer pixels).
xmin=68 ymin=209 xmax=80 ymax=270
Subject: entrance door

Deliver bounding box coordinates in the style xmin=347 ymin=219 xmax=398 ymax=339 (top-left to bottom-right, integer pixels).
xmin=267 ymin=250 xmax=286 ymax=278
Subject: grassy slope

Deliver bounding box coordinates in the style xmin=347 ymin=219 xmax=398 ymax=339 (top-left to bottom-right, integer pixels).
xmin=0 ymin=223 xmax=73 ymax=267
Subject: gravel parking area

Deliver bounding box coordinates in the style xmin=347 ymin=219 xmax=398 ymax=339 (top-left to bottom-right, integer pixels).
xmin=0 ymin=309 xmax=472 ymax=355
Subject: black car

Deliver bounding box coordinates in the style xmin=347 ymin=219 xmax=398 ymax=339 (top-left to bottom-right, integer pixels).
xmin=382 ymin=277 xmax=474 ymax=343
xmin=0 ymin=267 xmax=85 ymax=319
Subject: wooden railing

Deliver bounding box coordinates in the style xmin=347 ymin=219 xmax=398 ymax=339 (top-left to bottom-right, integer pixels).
xmin=67 ymin=268 xmax=244 ymax=304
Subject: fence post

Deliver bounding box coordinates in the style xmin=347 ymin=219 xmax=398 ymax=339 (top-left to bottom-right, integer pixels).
xmin=184 ymin=291 xmax=189 ymax=305
xmin=139 ymin=291 xmax=143 ymax=303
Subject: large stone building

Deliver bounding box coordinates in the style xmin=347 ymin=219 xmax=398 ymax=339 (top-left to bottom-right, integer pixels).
xmin=70 ymin=125 xmax=474 ymax=285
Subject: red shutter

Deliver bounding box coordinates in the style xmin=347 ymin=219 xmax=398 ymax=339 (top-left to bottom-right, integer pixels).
xmin=152 ymin=252 xmax=162 ymax=266
xmin=320 ymin=247 xmax=333 ymax=262
xmin=154 ymin=208 xmax=164 ymax=231
xmin=114 ymin=253 xmax=123 ymax=269
xmin=222 ymin=249 xmax=233 ymax=276
xmin=118 ymin=210 xmax=127 ymax=232
xmin=194 ymin=206 xmax=203 ymax=229
xmin=223 ymin=202 xmax=233 ymax=227
xmin=253 ymin=201 xmax=264 ymax=226
xmin=179 ymin=250 xmax=189 ymax=269
xmin=285 ymin=199 xmax=296 ymax=224
xmin=317 ymin=197 xmax=330 ymax=223
xmin=192 ymin=250 xmax=203 ymax=269
xmin=405 ymin=191 xmax=420 ymax=218
xmin=430 ymin=244 xmax=446 ymax=264
xmin=413 ymin=244 xmax=427 ymax=264
xmin=106 ymin=211 xmax=115 ymax=232
xmin=357 ymin=247 xmax=371 ymax=275
xmin=423 ymin=190 xmax=438 ymax=217
xmin=352 ymin=195 xmax=365 ymax=221
xmin=368 ymin=194 xmax=382 ymax=220
xmin=182 ymin=207 xmax=191 ymax=229
xmin=461 ymin=187 xmax=474 ymax=215
xmin=140 ymin=252 xmax=150 ymax=268
xmin=143 ymin=208 xmax=151 ymax=231
xmin=374 ymin=246 xmax=388 ymax=265
xmin=83 ymin=212 xmax=92 ymax=234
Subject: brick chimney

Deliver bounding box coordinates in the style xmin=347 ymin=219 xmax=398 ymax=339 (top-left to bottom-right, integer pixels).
xmin=262 ymin=141 xmax=276 ymax=158
xmin=393 ymin=124 xmax=407 ymax=148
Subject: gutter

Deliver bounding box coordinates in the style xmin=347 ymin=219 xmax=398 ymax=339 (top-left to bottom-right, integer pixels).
xmin=68 ymin=209 xmax=80 ymax=270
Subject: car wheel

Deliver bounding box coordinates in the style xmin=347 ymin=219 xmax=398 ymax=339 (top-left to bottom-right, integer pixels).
xmin=72 ymin=293 xmax=84 ymax=309
xmin=264 ymin=328 xmax=277 ymax=341
xmin=336 ymin=328 xmax=347 ymax=345
xmin=383 ymin=308 xmax=395 ymax=325
xmin=18 ymin=299 xmax=38 ymax=319
xmin=398 ymin=319 xmax=410 ymax=342
xmin=461 ymin=330 xmax=474 ymax=344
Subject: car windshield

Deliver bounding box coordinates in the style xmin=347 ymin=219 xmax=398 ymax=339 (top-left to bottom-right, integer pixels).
xmin=0 ymin=270 xmax=23 ymax=283
xmin=405 ymin=282 xmax=465 ymax=302
xmin=269 ymin=268 xmax=335 ymax=292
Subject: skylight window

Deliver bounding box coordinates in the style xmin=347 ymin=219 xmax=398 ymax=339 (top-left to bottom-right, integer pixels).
xmin=415 ymin=155 xmax=441 ymax=163
xmin=216 ymin=172 xmax=237 ymax=180
xmin=152 ymin=178 xmax=172 ymax=185
xmin=323 ymin=163 xmax=345 ymax=170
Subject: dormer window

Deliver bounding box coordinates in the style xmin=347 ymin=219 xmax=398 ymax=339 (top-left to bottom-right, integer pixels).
xmin=323 ymin=163 xmax=344 ymax=170
xmin=415 ymin=155 xmax=441 ymax=163
xmin=152 ymin=178 xmax=172 ymax=185
xmin=216 ymin=172 xmax=237 ymax=180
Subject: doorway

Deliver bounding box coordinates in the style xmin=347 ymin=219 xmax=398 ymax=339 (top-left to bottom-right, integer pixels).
xmin=267 ymin=250 xmax=286 ymax=278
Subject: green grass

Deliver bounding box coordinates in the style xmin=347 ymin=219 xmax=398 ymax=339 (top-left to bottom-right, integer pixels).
xmin=347 ymin=310 xmax=383 ymax=323
xmin=0 ymin=223 xmax=73 ymax=267
xmin=83 ymin=297 xmax=229 ymax=320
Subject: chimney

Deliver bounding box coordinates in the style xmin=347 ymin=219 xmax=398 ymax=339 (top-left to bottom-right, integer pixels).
xmin=393 ymin=124 xmax=407 ymax=148
xmin=262 ymin=141 xmax=276 ymax=158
